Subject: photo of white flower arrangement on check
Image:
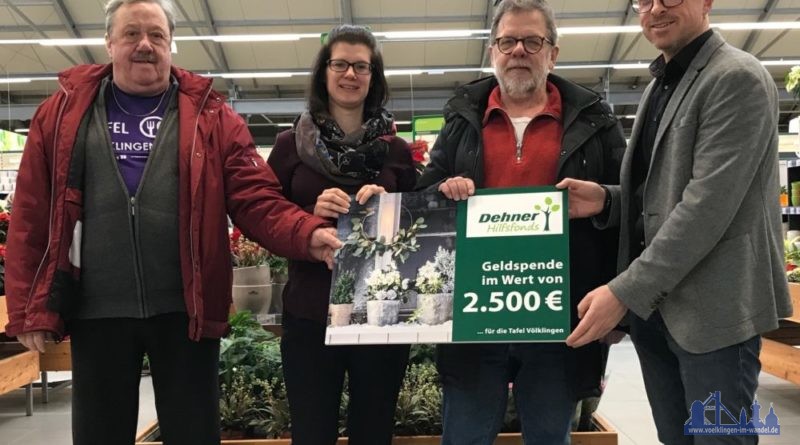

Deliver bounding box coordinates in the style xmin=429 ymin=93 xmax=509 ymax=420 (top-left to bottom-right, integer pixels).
xmin=326 ymin=190 xmax=457 ymax=345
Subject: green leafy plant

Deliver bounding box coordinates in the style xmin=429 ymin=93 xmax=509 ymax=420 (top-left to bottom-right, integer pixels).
xmin=267 ymin=255 xmax=288 ymax=280
xmin=219 ymin=311 xmax=283 ymax=436
xmin=393 ymin=364 xmax=443 ymax=436
xmin=788 ymin=268 xmax=800 ymax=283
xmin=340 ymin=207 xmax=426 ymax=263
xmin=786 ymin=65 xmax=800 ymax=100
xmin=331 ymin=269 xmax=356 ymax=305
xmin=785 ymin=237 xmax=800 ymax=268
xmin=219 ymin=370 xmax=264 ymax=433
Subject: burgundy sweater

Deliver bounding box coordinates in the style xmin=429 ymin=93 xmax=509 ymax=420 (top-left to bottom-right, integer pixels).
xmin=267 ymin=129 xmax=417 ymax=324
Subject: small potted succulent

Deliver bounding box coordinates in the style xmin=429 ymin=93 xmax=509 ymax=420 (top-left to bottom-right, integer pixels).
xmin=365 ymin=261 xmax=410 ymax=326
xmin=329 ymin=269 xmax=356 ymax=326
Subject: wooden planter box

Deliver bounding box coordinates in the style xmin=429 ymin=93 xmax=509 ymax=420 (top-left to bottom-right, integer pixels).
xmin=1 ymin=295 xmax=40 ymax=396
xmin=136 ymin=413 xmax=617 ymax=445
xmin=760 ymin=282 xmax=800 ymax=385
xmin=0 ymin=346 xmax=40 ymax=395
xmin=39 ymin=340 xmax=72 ymax=371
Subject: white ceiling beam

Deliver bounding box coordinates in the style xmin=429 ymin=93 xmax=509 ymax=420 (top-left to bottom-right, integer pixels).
xmin=52 ymin=0 xmax=95 ymax=63
xmin=742 ymin=0 xmax=780 ymax=53
xmin=0 ymin=0 xmax=80 ymax=66
xmin=340 ymin=0 xmax=353 ymax=24
xmin=2 ymin=7 xmax=800 ymax=34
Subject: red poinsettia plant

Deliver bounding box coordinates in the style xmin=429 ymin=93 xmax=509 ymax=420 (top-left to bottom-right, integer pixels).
xmin=230 ymin=227 xmax=270 ymax=268
xmin=409 ymin=139 xmax=430 ymax=176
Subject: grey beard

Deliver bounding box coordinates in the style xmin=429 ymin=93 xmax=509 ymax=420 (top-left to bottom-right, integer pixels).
xmin=497 ymin=74 xmax=541 ymax=101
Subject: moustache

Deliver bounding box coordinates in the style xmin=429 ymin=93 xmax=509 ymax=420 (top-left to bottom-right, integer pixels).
xmin=131 ymin=53 xmax=157 ymax=63
xmin=649 ymin=16 xmax=676 ymax=27
xmin=505 ymin=63 xmax=533 ymax=72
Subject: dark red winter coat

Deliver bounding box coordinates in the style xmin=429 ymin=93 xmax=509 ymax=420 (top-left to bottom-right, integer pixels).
xmin=4 ymin=64 xmax=328 ymax=340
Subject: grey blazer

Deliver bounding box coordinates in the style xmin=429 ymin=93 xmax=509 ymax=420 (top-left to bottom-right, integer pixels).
xmin=604 ymin=31 xmax=792 ymax=353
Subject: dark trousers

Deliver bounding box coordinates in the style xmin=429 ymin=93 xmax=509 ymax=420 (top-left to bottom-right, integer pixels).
xmin=280 ymin=313 xmax=409 ymax=445
xmin=436 ymin=343 xmax=575 ymax=445
xmin=69 ymin=313 xmax=221 ymax=445
xmin=630 ymin=312 xmax=761 ymax=445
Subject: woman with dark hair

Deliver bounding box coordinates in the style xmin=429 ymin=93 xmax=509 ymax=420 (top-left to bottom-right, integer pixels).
xmin=267 ymin=24 xmax=415 ymax=445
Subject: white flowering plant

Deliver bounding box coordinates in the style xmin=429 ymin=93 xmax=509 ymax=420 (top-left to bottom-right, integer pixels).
xmin=365 ymin=261 xmax=411 ymax=301
xmin=415 ymin=261 xmax=444 ymax=294
xmin=787 ymin=66 xmax=800 ymax=100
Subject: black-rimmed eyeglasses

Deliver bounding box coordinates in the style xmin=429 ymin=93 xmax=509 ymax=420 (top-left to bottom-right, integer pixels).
xmin=631 ymin=0 xmax=685 ymax=14
xmin=327 ymin=59 xmax=373 ymax=75
xmin=493 ymin=36 xmax=553 ymax=55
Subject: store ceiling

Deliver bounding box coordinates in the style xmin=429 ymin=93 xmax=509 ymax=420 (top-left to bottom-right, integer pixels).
xmin=0 ymin=0 xmax=799 ymax=144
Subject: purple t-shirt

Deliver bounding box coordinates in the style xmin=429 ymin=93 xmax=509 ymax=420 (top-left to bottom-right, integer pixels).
xmin=106 ymin=83 xmax=171 ymax=196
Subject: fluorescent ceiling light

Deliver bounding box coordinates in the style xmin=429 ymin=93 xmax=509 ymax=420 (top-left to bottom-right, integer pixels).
xmin=385 ymin=69 xmax=425 ymax=76
xmin=0 ymin=39 xmax=40 ymax=44
xmin=554 ymin=62 xmax=650 ymax=70
xmin=40 ymin=38 xmax=105 ymax=46
xmin=760 ymin=59 xmax=800 ymax=66
xmin=715 ymin=22 xmax=800 ymax=31
xmin=395 ymin=121 xmax=411 ymax=125
xmin=559 ymin=26 xmax=641 ymax=35
xmin=276 ymin=123 xmax=293 ymax=127
xmin=211 ymin=34 xmax=307 ymax=43
xmin=376 ymin=30 xmax=487 ymax=40
xmin=0 ymin=78 xmax=32 ymax=84
xmin=0 ymin=21 xmax=797 ymax=48
xmin=220 ymin=72 xmax=296 ymax=79
xmin=15 ymin=128 xmax=30 ymax=133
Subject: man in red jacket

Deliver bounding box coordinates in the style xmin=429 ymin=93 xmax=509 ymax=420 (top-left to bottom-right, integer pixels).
xmin=3 ymin=0 xmax=340 ymax=443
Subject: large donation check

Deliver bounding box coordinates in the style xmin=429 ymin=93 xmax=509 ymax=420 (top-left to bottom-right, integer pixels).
xmin=325 ymin=186 xmax=570 ymax=345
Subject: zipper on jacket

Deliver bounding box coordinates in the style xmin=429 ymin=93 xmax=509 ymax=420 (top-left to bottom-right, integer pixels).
xmin=25 ymin=84 xmax=69 ymax=317
xmin=129 ymin=193 xmax=147 ymax=317
xmin=515 ymin=139 xmax=523 ymax=164
xmin=188 ymin=85 xmax=214 ymax=321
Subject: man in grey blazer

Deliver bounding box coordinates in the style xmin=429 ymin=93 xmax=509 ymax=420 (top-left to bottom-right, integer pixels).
xmin=558 ymin=0 xmax=792 ymax=443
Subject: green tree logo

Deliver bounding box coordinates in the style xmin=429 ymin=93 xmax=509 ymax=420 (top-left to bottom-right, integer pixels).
xmin=534 ymin=197 xmax=561 ymax=232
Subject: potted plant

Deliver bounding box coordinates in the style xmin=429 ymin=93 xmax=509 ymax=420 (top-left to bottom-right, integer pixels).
xmin=787 ymin=65 xmax=800 ymax=100
xmin=268 ymin=254 xmax=289 ymax=284
xmin=230 ymin=227 xmax=271 ymax=314
xmin=329 ymin=269 xmax=356 ymax=326
xmin=785 ymin=237 xmax=800 ymax=271
xmin=414 ymin=261 xmax=450 ymax=325
xmin=267 ymin=254 xmax=289 ymax=315
xmin=218 ymin=311 xmax=285 ymax=438
xmin=365 ymin=261 xmax=410 ymax=326
xmin=414 ymin=247 xmax=456 ymax=325
xmin=787 ymin=66 xmax=800 ymax=146
xmin=136 ymin=340 xmax=619 ymax=443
